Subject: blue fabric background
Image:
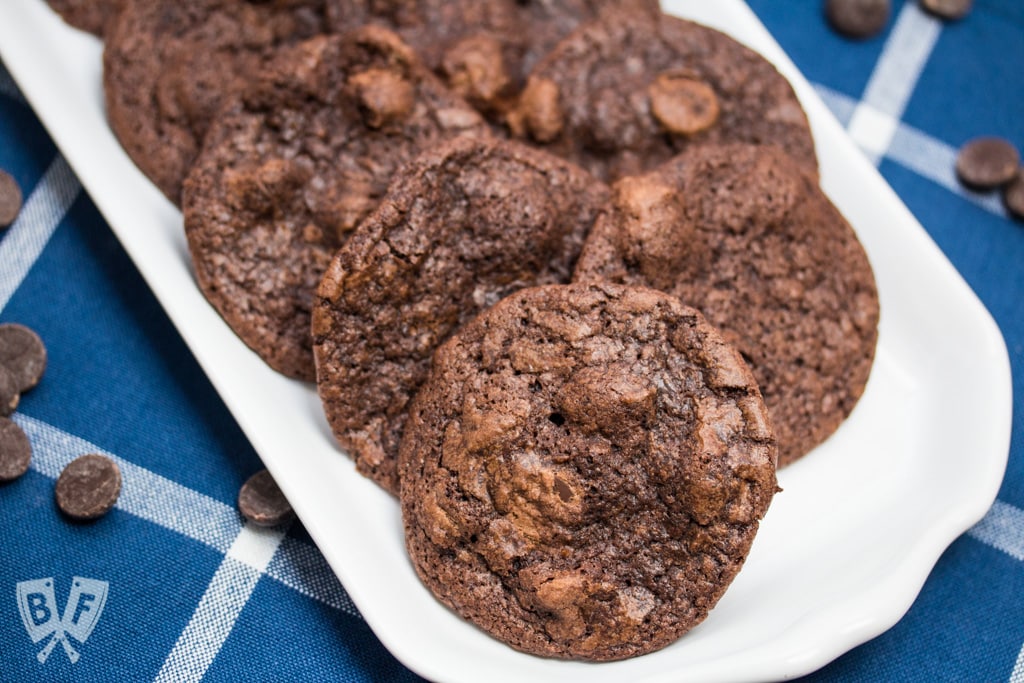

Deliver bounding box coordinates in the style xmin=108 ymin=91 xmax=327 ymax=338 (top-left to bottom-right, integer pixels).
xmin=1 ymin=0 xmax=1021 ymax=680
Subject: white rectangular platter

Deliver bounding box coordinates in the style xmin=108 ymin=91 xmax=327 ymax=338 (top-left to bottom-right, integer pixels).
xmin=0 ymin=1 xmax=1012 ymax=681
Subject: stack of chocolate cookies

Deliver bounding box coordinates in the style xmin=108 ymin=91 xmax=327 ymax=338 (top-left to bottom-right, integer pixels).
xmin=54 ymin=0 xmax=879 ymax=662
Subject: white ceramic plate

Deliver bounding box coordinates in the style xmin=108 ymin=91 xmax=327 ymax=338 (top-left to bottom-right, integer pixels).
xmin=0 ymin=1 xmax=1012 ymax=681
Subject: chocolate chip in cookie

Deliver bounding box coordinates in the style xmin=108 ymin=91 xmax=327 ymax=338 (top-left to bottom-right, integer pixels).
xmin=326 ymin=0 xmax=659 ymax=116
xmin=508 ymin=10 xmax=817 ymax=182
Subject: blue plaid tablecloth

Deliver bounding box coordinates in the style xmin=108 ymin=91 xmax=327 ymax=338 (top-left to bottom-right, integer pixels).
xmin=1 ymin=1 xmax=1021 ymax=681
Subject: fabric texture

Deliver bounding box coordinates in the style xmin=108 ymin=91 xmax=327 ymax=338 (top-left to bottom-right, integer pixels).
xmin=0 ymin=0 xmax=1021 ymax=680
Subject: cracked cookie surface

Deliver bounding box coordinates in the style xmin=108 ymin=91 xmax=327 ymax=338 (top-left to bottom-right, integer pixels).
xmin=313 ymin=137 xmax=608 ymax=492
xmin=574 ymin=144 xmax=879 ymax=465
xmin=508 ymin=9 xmax=817 ymax=182
xmin=104 ymin=0 xmax=328 ymax=204
xmin=325 ymin=0 xmax=658 ymax=114
xmin=399 ymin=282 xmax=777 ymax=660
xmin=183 ymin=29 xmax=487 ymax=380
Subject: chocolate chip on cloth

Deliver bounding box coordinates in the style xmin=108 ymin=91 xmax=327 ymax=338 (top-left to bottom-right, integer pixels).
xmin=45 ymin=0 xmax=123 ymax=37
xmin=955 ymin=137 xmax=1020 ymax=191
xmin=399 ymin=282 xmax=778 ymax=660
xmin=1004 ymin=168 xmax=1024 ymax=221
xmin=55 ymin=454 xmax=122 ymax=521
xmin=313 ymin=137 xmax=608 ymax=493
xmin=825 ymin=0 xmax=890 ymax=40
xmin=0 ymin=169 xmax=22 ymax=229
xmin=183 ymin=29 xmax=487 ymax=381
xmin=0 ymin=417 xmax=32 ymax=483
xmin=919 ymin=0 xmax=973 ymax=21
xmin=103 ymin=0 xmax=327 ymax=205
xmin=238 ymin=469 xmax=295 ymax=527
xmin=0 ymin=323 xmax=47 ymax=393
xmin=507 ymin=10 xmax=817 ymax=182
xmin=0 ymin=366 xmax=19 ymax=418
xmin=574 ymin=144 xmax=879 ymax=467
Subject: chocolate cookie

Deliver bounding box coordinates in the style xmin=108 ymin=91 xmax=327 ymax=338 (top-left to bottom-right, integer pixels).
xmin=574 ymin=144 xmax=879 ymax=466
xmin=516 ymin=0 xmax=660 ymax=78
xmin=400 ymin=282 xmax=778 ymax=660
xmin=313 ymin=137 xmax=608 ymax=493
xmin=507 ymin=10 xmax=817 ymax=182
xmin=326 ymin=0 xmax=523 ymax=112
xmin=46 ymin=0 xmax=121 ymax=37
xmin=103 ymin=0 xmax=327 ymax=204
xmin=325 ymin=0 xmax=658 ymax=114
xmin=183 ymin=29 xmax=487 ymax=381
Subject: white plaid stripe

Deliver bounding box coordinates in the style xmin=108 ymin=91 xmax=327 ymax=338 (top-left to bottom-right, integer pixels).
xmin=847 ymin=3 xmax=942 ymax=164
xmin=816 ymin=84 xmax=1012 ymax=219
xmin=968 ymin=501 xmax=1024 ymax=562
xmin=964 ymin=502 xmax=1024 ymax=683
xmin=0 ymin=155 xmax=80 ymax=311
xmin=1012 ymin=644 xmax=1024 ymax=683
xmin=18 ymin=413 xmax=242 ymax=553
xmin=152 ymin=556 xmax=266 ymax=683
xmin=13 ymin=412 xmax=361 ymax=607
xmin=268 ymin=537 xmax=360 ymax=615
xmin=154 ymin=526 xmax=286 ymax=683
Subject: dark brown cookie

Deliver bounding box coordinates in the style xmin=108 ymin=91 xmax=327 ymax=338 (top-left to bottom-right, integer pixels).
xmin=574 ymin=144 xmax=879 ymax=466
xmin=400 ymin=282 xmax=778 ymax=660
xmin=103 ymin=0 xmax=327 ymax=205
xmin=184 ymin=29 xmax=488 ymax=381
xmin=313 ymin=137 xmax=608 ymax=493
xmin=46 ymin=0 xmax=122 ymax=37
xmin=507 ymin=10 xmax=817 ymax=183
xmin=325 ymin=0 xmax=658 ymax=114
